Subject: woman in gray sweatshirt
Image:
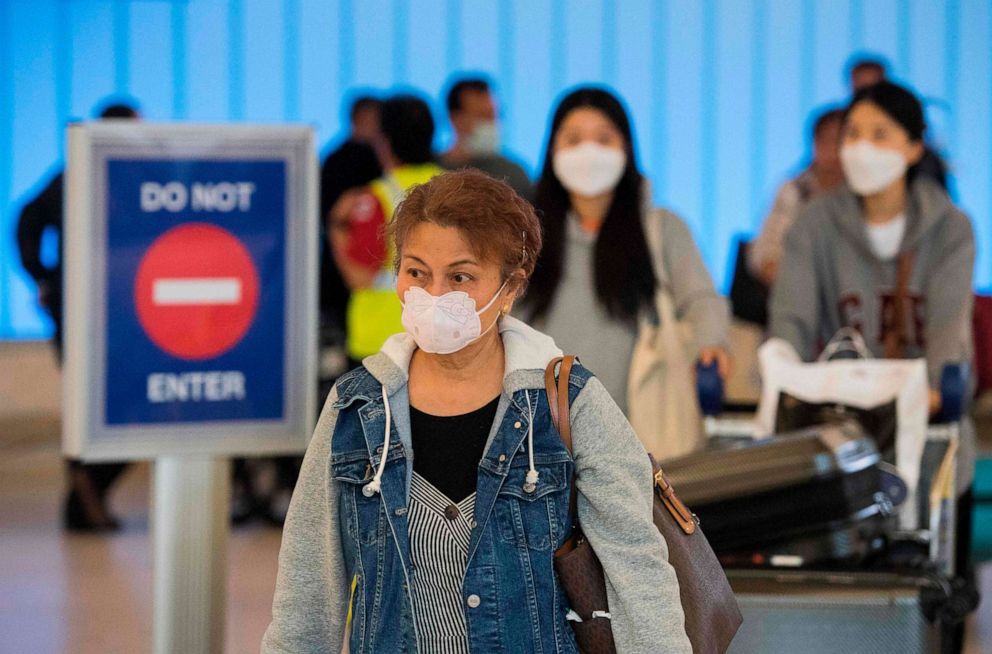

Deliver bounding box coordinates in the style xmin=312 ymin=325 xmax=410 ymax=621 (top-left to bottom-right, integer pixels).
xmin=769 ymin=83 xmax=976 ymax=648
xmin=520 ymin=87 xmax=729 ymax=420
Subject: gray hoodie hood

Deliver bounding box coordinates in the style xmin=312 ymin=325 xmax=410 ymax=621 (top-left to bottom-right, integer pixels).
xmin=364 ymin=315 xmax=564 ymax=397
xmin=823 ymin=178 xmax=956 ymax=260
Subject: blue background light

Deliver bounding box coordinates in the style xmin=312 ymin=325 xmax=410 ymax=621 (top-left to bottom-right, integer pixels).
xmin=2 ymin=0 xmax=989 ymax=338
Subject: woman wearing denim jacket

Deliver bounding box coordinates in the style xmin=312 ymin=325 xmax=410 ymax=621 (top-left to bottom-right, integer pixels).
xmin=262 ymin=170 xmax=690 ymax=653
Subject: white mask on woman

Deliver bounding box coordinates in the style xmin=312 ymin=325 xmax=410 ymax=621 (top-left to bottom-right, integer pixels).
xmin=400 ymin=280 xmax=508 ymax=354
xmin=840 ymin=141 xmax=908 ymax=196
xmin=553 ymin=141 xmax=626 ymax=197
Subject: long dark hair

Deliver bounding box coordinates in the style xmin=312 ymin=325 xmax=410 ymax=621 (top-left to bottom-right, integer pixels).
xmin=523 ymin=87 xmax=655 ymax=324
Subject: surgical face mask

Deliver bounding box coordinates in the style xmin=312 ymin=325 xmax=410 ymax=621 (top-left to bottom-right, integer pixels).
xmin=400 ymin=280 xmax=508 ymax=354
xmin=840 ymin=140 xmax=908 ymax=196
xmin=553 ymin=141 xmax=626 ymax=197
xmin=466 ymin=121 xmax=500 ymax=155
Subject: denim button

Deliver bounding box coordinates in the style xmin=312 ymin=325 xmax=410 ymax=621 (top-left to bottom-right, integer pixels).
xmin=467 ymin=594 xmax=481 ymax=608
xmin=514 ymin=421 xmax=522 ymax=429
xmin=498 ymin=454 xmax=507 ymax=462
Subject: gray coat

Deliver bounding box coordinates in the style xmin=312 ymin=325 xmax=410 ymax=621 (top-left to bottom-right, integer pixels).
xmin=770 ymin=178 xmax=976 ymax=490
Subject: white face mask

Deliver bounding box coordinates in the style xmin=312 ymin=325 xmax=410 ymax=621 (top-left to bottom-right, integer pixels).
xmin=400 ymin=280 xmax=508 ymax=354
xmin=840 ymin=141 xmax=908 ymax=196
xmin=466 ymin=121 xmax=500 ymax=155
xmin=553 ymin=141 xmax=626 ymax=197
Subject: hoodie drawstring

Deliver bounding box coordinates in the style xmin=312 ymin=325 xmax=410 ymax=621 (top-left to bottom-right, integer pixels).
xmin=363 ymin=386 xmax=392 ymax=497
xmin=365 ymin=386 xmax=540 ymax=497
xmin=523 ymin=393 xmax=539 ymax=494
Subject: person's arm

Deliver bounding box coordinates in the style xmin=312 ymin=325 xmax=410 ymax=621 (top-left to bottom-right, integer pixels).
xmin=16 ymin=176 xmax=62 ymax=285
xmin=656 ymin=210 xmax=730 ymax=358
xmin=570 ymin=376 xmax=692 ymax=653
xmin=922 ymin=211 xmax=975 ymax=389
xmin=768 ymin=212 xmax=821 ymax=360
xmin=748 ymin=181 xmax=801 ymax=285
xmin=262 ymin=388 xmax=348 ymax=653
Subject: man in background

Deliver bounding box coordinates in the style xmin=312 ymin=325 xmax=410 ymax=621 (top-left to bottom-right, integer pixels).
xmin=317 ymin=95 xmax=384 ymax=354
xmin=330 ymin=93 xmax=444 ymax=363
xmin=440 ymin=76 xmax=532 ymax=200
xmin=748 ymin=108 xmax=845 ymax=286
xmin=16 ymin=100 xmax=139 ymax=532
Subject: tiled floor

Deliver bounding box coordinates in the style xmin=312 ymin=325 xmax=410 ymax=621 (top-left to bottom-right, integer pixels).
xmin=0 ymin=415 xmax=277 ymax=654
xmin=0 ymin=412 xmax=989 ymax=653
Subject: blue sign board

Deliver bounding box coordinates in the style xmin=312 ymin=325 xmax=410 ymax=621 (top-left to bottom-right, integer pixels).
xmin=63 ymin=124 xmax=316 ymax=460
xmin=105 ymin=159 xmax=287 ymax=425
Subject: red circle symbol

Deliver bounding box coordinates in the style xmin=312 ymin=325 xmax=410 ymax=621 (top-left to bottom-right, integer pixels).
xmin=134 ymin=223 xmax=260 ymax=360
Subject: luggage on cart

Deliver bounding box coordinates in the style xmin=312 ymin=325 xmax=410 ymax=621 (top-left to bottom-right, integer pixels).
xmin=661 ymin=423 xmax=902 ymax=566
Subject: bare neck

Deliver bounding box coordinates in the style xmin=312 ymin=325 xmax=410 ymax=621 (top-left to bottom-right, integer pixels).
xmin=811 ymin=163 xmax=844 ymax=191
xmin=408 ymin=327 xmax=505 ymax=414
xmin=862 ymin=178 xmax=908 ymax=225
xmin=570 ymin=192 xmax=614 ymax=232
xmin=444 ymin=139 xmax=471 ymax=164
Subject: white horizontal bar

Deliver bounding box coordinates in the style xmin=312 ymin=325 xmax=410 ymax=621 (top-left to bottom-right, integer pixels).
xmin=153 ymin=278 xmax=242 ymax=305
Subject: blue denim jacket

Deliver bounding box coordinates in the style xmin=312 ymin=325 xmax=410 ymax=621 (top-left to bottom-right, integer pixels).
xmin=330 ymin=360 xmax=584 ymax=653
xmin=263 ymin=317 xmax=690 ymax=654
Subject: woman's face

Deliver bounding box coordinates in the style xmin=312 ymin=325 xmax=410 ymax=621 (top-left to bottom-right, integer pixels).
xmin=552 ymin=107 xmax=625 ymax=155
xmin=396 ymin=222 xmax=510 ymax=324
xmin=842 ymin=101 xmax=924 ymax=164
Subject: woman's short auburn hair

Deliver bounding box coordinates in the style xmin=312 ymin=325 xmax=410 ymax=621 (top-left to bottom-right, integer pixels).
xmin=391 ymin=169 xmax=543 ymax=292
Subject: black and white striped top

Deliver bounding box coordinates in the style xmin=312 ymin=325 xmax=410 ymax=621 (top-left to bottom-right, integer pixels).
xmin=408 ymin=472 xmax=476 ymax=654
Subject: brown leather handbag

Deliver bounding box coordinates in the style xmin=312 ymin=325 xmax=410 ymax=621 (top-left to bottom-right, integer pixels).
xmin=546 ymin=356 xmax=742 ymax=654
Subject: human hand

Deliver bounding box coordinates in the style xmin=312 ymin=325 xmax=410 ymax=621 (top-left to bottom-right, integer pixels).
xmin=699 ymin=347 xmax=732 ymax=380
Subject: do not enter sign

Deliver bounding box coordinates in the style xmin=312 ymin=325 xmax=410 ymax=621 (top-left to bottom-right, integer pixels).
xmin=134 ymin=223 xmax=260 ymax=360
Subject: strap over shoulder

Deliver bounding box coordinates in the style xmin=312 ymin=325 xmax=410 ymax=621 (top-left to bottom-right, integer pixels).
xmin=544 ymin=356 xmax=575 ymax=452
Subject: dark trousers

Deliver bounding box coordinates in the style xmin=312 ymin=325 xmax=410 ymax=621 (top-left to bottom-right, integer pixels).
xmin=54 ymin=310 xmax=129 ymax=527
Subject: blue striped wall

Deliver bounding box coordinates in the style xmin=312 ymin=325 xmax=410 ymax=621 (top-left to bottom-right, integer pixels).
xmin=2 ymin=0 xmax=990 ymax=338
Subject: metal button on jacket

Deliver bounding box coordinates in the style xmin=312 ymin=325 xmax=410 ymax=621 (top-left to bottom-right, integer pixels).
xmin=444 ymin=504 xmax=460 ymax=521
xmin=466 ymin=594 xmax=481 ymax=608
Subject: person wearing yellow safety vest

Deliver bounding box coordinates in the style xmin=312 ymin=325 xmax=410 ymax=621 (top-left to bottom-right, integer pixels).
xmin=329 ymin=94 xmax=444 ymax=362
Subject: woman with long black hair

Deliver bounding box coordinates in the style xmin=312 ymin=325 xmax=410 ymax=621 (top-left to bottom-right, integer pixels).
xmin=521 ymin=87 xmax=730 ymax=458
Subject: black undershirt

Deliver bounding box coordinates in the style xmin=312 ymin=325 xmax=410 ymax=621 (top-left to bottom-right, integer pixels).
xmin=409 ymin=396 xmax=500 ymax=503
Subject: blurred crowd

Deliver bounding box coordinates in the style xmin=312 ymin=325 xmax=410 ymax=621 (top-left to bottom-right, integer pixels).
xmin=14 ymin=56 xmax=976 ymax=566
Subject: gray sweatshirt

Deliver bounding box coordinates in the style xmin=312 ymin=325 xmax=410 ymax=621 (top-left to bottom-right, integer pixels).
xmin=536 ymin=207 xmax=729 ymax=412
xmin=770 ymin=178 xmax=976 ymax=488
xmin=262 ymin=317 xmax=691 ymax=653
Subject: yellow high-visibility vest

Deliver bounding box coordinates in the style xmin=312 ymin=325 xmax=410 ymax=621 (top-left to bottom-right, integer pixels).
xmin=346 ymin=163 xmax=443 ymax=360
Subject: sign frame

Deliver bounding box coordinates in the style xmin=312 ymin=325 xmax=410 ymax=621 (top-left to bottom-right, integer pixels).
xmin=63 ymin=123 xmax=317 ymax=460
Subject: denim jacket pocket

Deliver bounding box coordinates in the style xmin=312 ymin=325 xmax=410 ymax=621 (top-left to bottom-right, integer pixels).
xmin=495 ymin=460 xmax=570 ymax=551
xmin=332 ymin=453 xmax=383 ymax=546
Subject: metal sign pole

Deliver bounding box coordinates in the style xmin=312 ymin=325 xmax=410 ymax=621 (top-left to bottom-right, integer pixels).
xmin=153 ymin=456 xmax=230 ymax=654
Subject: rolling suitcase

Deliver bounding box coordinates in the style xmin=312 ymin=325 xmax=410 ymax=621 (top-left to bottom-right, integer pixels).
xmin=661 ymin=423 xmax=900 ymax=566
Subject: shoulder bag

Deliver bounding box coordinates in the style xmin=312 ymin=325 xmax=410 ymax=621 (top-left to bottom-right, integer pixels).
xmin=548 ymin=356 xmax=742 ymax=654
xmin=626 ymin=210 xmax=706 ymax=460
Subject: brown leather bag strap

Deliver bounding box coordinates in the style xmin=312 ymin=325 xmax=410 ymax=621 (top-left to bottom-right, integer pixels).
xmin=545 ymin=356 xmax=581 ymax=556
xmin=544 ymin=355 xmax=575 ymax=450
xmin=884 ymin=251 xmax=916 ymax=359
xmin=545 ymin=357 xmax=562 ymax=432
